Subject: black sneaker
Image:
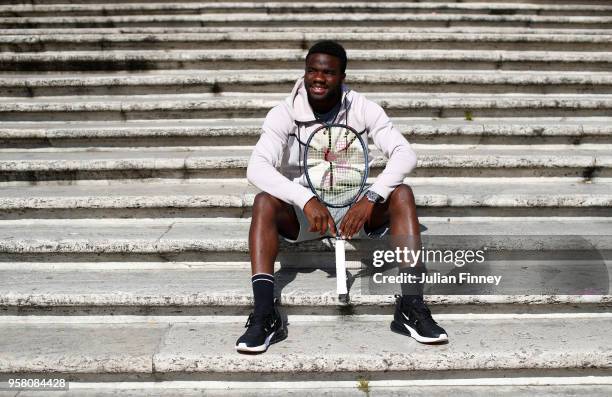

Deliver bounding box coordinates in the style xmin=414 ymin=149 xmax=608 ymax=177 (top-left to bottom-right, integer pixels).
xmin=235 ymin=307 xmax=287 ymax=353
xmin=390 ymin=295 xmax=448 ymax=344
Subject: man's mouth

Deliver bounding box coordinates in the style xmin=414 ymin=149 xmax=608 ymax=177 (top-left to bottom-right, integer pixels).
xmin=310 ymin=85 xmax=327 ymax=95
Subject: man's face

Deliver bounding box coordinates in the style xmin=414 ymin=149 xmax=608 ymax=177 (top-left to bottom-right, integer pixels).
xmin=304 ymin=53 xmax=345 ymax=103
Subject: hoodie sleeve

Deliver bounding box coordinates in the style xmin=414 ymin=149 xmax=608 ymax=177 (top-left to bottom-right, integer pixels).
xmin=364 ymin=100 xmax=417 ymax=201
xmin=247 ymin=104 xmax=315 ymax=210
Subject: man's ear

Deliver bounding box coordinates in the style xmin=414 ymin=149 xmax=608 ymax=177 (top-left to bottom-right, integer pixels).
xmin=341 ymin=73 xmax=346 ymax=82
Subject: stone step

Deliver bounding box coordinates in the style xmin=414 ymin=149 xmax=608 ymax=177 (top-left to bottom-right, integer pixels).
xmin=3 ymin=70 xmax=612 ymax=97
xmin=3 ymin=0 xmax=611 ymax=4
xmin=2 ymin=92 xmax=611 ymax=121
xmin=1 ymin=145 xmax=610 ymax=181
xmin=0 ymin=217 xmax=609 ymax=256
xmin=2 ymin=49 xmax=610 ymax=72
xmin=0 ymin=314 xmax=610 ymax=380
xmin=3 ymin=26 xmax=612 ymax=35
xmin=1 ymin=118 xmax=610 ymax=148
xmin=0 ymin=0 xmax=609 ymax=390
xmin=1 ymin=178 xmax=611 ymax=219
xmin=3 ymin=2 xmax=612 ymax=18
xmin=7 ymin=380 xmax=612 ymax=397
xmin=3 ymin=32 xmax=612 ymax=52
xmin=0 ymin=264 xmax=610 ymax=314
xmin=1 ymin=13 xmax=611 ymax=29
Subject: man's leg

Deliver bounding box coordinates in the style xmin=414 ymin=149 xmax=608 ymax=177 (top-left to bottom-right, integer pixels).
xmin=249 ymin=191 xmax=300 ymax=316
xmin=367 ymin=184 xmax=420 ymax=256
xmin=367 ymin=185 xmax=448 ymax=343
xmin=236 ymin=192 xmax=300 ymax=353
xmin=367 ymin=184 xmax=419 ymax=234
xmin=368 ymin=184 xmax=423 ymax=296
xmin=249 ymin=192 xmax=300 ymax=276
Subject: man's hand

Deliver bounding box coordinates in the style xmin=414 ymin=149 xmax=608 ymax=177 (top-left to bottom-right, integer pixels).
xmin=303 ymin=197 xmax=336 ymax=236
xmin=339 ymin=196 xmax=375 ymax=239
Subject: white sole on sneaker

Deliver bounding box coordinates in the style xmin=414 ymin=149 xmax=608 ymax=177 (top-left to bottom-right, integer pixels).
xmin=403 ymin=323 xmax=448 ymax=344
xmin=235 ymin=331 xmax=276 ymax=353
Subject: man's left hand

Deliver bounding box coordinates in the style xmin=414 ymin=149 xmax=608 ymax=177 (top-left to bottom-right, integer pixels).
xmin=339 ymin=196 xmax=375 ymax=239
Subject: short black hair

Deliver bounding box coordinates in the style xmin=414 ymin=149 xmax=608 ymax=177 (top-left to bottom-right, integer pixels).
xmin=306 ymin=40 xmax=347 ymax=73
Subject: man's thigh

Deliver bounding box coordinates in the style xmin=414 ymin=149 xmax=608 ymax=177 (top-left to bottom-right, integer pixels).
xmin=274 ymin=200 xmax=301 ymax=242
xmin=365 ymin=184 xmax=418 ymax=232
xmin=251 ymin=192 xmax=300 ymax=241
xmin=366 ymin=195 xmax=391 ymax=233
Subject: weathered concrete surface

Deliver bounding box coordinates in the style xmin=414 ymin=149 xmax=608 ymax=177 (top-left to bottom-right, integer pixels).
xmin=1 ymin=146 xmax=610 ymax=175
xmin=14 ymin=384 xmax=612 ymax=397
xmin=1 ymin=13 xmax=611 ymax=28
xmin=4 ymin=32 xmax=611 ymax=44
xmin=0 ymin=267 xmax=609 ymax=308
xmin=2 ymin=70 xmax=611 ymax=89
xmin=0 ymin=267 xmax=340 ymax=307
xmin=0 ymin=217 xmax=610 ymax=254
xmin=2 ymin=91 xmax=610 ymax=106
xmin=2 ymin=32 xmax=611 ymax=52
xmin=1 ymin=178 xmax=611 ymax=210
xmin=2 ymin=91 xmax=611 ymax=105
xmin=154 ymin=317 xmax=612 ymax=373
xmin=1 ymin=117 xmax=610 ymax=140
xmin=0 ymin=317 xmax=610 ymax=375
xmin=1 ymin=92 xmax=611 ymax=120
xmin=2 ymin=2 xmax=611 ymax=17
xmin=1 ymin=49 xmax=610 ymax=72
xmin=0 ymin=322 xmax=167 ymax=373
xmin=3 ymin=26 xmax=612 ymax=36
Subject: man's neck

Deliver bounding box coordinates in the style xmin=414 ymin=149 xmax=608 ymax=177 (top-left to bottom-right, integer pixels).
xmin=308 ymin=93 xmax=341 ymax=115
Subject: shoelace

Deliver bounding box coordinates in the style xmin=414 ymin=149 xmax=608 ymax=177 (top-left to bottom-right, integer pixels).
xmin=243 ymin=313 xmax=256 ymax=328
xmin=401 ymin=297 xmax=438 ymax=324
xmin=244 ymin=312 xmax=275 ymax=332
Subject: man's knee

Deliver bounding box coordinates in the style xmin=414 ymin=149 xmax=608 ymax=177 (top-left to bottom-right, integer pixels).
xmin=252 ymin=192 xmax=283 ymax=218
xmin=389 ymin=184 xmax=416 ymax=208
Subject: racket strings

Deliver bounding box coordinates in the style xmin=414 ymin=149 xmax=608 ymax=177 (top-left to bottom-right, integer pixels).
xmin=306 ymin=126 xmax=367 ymax=207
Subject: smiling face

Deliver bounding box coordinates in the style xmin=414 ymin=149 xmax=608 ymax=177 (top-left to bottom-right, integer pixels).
xmin=304 ymin=53 xmax=346 ymax=113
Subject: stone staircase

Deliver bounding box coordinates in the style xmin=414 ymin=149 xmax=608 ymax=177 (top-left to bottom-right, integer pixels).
xmin=1 ymin=1 xmax=611 ymax=395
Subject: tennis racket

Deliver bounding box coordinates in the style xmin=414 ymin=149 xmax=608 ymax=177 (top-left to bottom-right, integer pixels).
xmin=304 ymin=123 xmax=369 ymax=297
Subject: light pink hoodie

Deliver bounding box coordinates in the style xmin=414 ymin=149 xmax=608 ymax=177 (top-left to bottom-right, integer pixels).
xmin=247 ymin=77 xmax=417 ymax=210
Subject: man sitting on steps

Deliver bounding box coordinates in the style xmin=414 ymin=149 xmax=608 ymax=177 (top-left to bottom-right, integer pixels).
xmin=236 ymin=40 xmax=448 ymax=353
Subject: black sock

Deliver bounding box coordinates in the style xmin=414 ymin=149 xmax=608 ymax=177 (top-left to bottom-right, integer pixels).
xmin=252 ymin=273 xmax=275 ymax=316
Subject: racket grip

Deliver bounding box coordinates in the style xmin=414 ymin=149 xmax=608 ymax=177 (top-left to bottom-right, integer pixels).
xmin=335 ymin=239 xmax=348 ymax=295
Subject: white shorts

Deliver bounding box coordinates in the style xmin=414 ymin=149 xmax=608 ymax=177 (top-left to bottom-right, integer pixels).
xmin=282 ymin=203 xmax=390 ymax=243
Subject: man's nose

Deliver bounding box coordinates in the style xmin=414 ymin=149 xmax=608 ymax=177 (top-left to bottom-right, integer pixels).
xmin=313 ymin=71 xmax=325 ymax=81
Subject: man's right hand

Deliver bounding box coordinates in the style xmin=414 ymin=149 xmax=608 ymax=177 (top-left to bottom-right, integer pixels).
xmin=303 ymin=197 xmax=336 ymax=237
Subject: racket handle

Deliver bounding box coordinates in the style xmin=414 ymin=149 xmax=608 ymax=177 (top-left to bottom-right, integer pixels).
xmin=335 ymin=239 xmax=348 ymax=295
